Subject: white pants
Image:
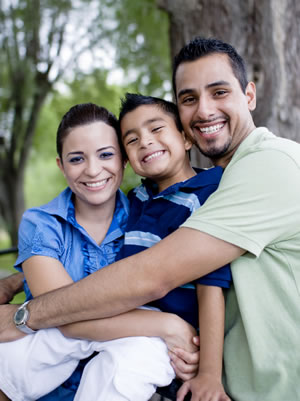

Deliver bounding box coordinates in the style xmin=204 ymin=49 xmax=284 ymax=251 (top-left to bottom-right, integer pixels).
xmin=0 ymin=328 xmax=174 ymax=401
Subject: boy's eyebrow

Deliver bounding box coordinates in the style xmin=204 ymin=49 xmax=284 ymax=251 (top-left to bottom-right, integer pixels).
xmin=177 ymin=80 xmax=230 ymax=99
xmin=122 ymin=117 xmax=166 ymax=140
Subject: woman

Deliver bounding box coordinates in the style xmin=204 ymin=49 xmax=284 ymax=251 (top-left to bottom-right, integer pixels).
xmin=0 ymin=103 xmax=198 ymax=401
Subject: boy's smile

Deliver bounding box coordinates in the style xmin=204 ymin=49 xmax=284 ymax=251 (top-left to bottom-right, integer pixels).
xmin=120 ymin=104 xmax=195 ymax=192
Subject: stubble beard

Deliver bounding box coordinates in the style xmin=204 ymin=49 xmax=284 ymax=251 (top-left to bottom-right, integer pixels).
xmin=196 ymin=136 xmax=232 ymax=161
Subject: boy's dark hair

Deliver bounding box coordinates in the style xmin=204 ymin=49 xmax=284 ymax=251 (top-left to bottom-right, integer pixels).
xmin=172 ymin=37 xmax=248 ymax=96
xmin=119 ymin=93 xmax=183 ymax=133
xmin=56 ymin=103 xmax=125 ymax=161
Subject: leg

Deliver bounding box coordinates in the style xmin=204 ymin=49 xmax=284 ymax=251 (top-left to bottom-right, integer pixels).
xmin=75 ymin=336 xmax=175 ymax=401
xmin=0 ymin=328 xmax=97 ymax=401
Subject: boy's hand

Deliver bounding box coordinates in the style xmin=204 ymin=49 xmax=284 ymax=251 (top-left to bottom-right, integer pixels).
xmin=162 ymin=314 xmax=199 ymax=354
xmin=168 ymin=338 xmax=200 ymax=380
xmin=176 ymin=372 xmax=231 ymax=401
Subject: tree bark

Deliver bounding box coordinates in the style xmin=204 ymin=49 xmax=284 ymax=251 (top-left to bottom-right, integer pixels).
xmin=157 ymin=0 xmax=300 ymax=167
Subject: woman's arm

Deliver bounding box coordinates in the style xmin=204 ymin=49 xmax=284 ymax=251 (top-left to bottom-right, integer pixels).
xmin=176 ymin=285 xmax=230 ymax=401
xmin=0 ymin=272 xmax=24 ymax=304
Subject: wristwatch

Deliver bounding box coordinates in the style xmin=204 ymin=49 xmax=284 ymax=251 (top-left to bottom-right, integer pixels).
xmin=14 ymin=301 xmax=37 ymax=334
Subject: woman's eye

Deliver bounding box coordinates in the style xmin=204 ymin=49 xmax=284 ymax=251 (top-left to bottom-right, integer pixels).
xmin=99 ymin=152 xmax=114 ymax=159
xmin=69 ymin=156 xmax=83 ymax=164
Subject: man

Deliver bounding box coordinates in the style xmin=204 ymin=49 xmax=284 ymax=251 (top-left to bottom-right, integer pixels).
xmin=1 ymin=37 xmax=300 ymax=401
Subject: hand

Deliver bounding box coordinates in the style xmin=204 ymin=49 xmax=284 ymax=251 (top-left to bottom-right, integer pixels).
xmin=0 ymin=304 xmax=26 ymax=342
xmin=162 ymin=314 xmax=199 ymax=354
xmin=169 ymin=337 xmax=200 ymax=380
xmin=0 ymin=273 xmax=24 ymax=304
xmin=176 ymin=372 xmax=231 ymax=401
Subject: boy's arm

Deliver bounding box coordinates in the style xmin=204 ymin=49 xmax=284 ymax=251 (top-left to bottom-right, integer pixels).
xmin=0 ymin=272 xmax=24 ymax=304
xmin=176 ymin=285 xmax=231 ymax=401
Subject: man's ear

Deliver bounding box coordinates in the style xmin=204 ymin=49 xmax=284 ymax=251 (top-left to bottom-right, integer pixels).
xmin=183 ymin=131 xmax=195 ymax=151
xmin=56 ymin=156 xmax=65 ymax=176
xmin=246 ymin=81 xmax=256 ymax=111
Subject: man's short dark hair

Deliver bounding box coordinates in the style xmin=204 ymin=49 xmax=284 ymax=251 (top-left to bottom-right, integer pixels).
xmin=172 ymin=37 xmax=248 ymax=96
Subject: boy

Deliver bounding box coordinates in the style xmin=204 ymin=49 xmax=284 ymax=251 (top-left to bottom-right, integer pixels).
xmin=117 ymin=93 xmax=232 ymax=400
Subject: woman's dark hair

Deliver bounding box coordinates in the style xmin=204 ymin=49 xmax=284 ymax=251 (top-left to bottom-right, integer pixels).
xmin=56 ymin=103 xmax=125 ymax=160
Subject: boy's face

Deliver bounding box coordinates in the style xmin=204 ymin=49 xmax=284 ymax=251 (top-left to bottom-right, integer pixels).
xmin=120 ymin=104 xmax=193 ymax=191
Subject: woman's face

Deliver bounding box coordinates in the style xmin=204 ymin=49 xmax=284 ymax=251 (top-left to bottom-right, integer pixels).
xmin=57 ymin=121 xmax=124 ymax=210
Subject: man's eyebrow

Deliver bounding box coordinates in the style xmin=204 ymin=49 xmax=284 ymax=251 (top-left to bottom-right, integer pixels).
xmin=122 ymin=117 xmax=165 ymax=140
xmin=177 ymin=80 xmax=231 ymax=99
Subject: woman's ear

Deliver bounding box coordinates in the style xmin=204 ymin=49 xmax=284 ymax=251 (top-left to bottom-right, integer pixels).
xmin=56 ymin=156 xmax=65 ymax=176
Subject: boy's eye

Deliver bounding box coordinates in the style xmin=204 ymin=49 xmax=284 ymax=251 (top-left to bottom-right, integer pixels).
xmin=99 ymin=151 xmax=114 ymax=159
xmin=126 ymin=137 xmax=138 ymax=145
xmin=152 ymin=126 xmax=163 ymax=133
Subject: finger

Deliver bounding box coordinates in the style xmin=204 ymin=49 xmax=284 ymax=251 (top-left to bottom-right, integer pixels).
xmin=172 ymin=348 xmax=200 ymax=365
xmin=193 ymin=335 xmax=200 ymax=346
xmin=169 ymin=351 xmax=198 ymax=373
xmin=176 ymin=382 xmax=190 ymax=401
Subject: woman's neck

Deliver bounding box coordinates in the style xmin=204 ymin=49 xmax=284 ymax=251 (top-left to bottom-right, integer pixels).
xmin=74 ymin=196 xmax=116 ymax=245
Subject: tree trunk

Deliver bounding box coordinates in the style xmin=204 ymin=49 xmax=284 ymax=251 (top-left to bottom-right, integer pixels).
xmin=157 ymin=0 xmax=300 ymax=167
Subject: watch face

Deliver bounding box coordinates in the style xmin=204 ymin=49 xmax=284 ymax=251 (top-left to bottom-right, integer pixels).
xmin=15 ymin=307 xmax=27 ymax=325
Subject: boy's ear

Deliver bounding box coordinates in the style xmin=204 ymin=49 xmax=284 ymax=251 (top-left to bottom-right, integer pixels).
xmin=182 ymin=131 xmax=194 ymax=151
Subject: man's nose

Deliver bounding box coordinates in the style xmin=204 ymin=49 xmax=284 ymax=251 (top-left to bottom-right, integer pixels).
xmin=196 ymin=96 xmax=215 ymax=121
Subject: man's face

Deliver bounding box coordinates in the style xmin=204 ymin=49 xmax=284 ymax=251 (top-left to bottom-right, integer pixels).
xmin=175 ymin=53 xmax=256 ymax=167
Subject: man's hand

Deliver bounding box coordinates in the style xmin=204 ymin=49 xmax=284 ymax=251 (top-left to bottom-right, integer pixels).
xmin=176 ymin=372 xmax=231 ymax=401
xmin=0 ymin=304 xmax=26 ymax=342
xmin=0 ymin=273 xmax=24 ymax=304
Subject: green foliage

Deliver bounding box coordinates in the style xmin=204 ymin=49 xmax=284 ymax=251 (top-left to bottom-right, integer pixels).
xmin=100 ymin=0 xmax=171 ymax=97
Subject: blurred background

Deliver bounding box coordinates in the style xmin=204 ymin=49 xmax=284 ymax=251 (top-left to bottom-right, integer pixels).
xmin=0 ymin=0 xmax=299 ymax=298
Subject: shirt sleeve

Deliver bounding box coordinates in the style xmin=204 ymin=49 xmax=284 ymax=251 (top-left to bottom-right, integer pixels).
xmin=14 ymin=209 xmax=65 ymax=270
xmin=182 ymin=149 xmax=300 ymax=256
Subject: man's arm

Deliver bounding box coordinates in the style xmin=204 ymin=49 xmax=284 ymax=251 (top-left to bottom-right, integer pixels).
xmin=0 ymin=272 xmax=24 ymax=304
xmin=0 ymin=227 xmax=244 ymax=341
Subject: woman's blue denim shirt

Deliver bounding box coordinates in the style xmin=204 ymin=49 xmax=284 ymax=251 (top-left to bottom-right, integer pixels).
xmin=15 ymin=187 xmax=129 ymax=300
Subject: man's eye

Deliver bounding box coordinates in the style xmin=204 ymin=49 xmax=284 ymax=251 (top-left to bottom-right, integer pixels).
xmin=214 ymin=90 xmax=227 ymax=97
xmin=182 ymin=97 xmax=195 ymax=104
